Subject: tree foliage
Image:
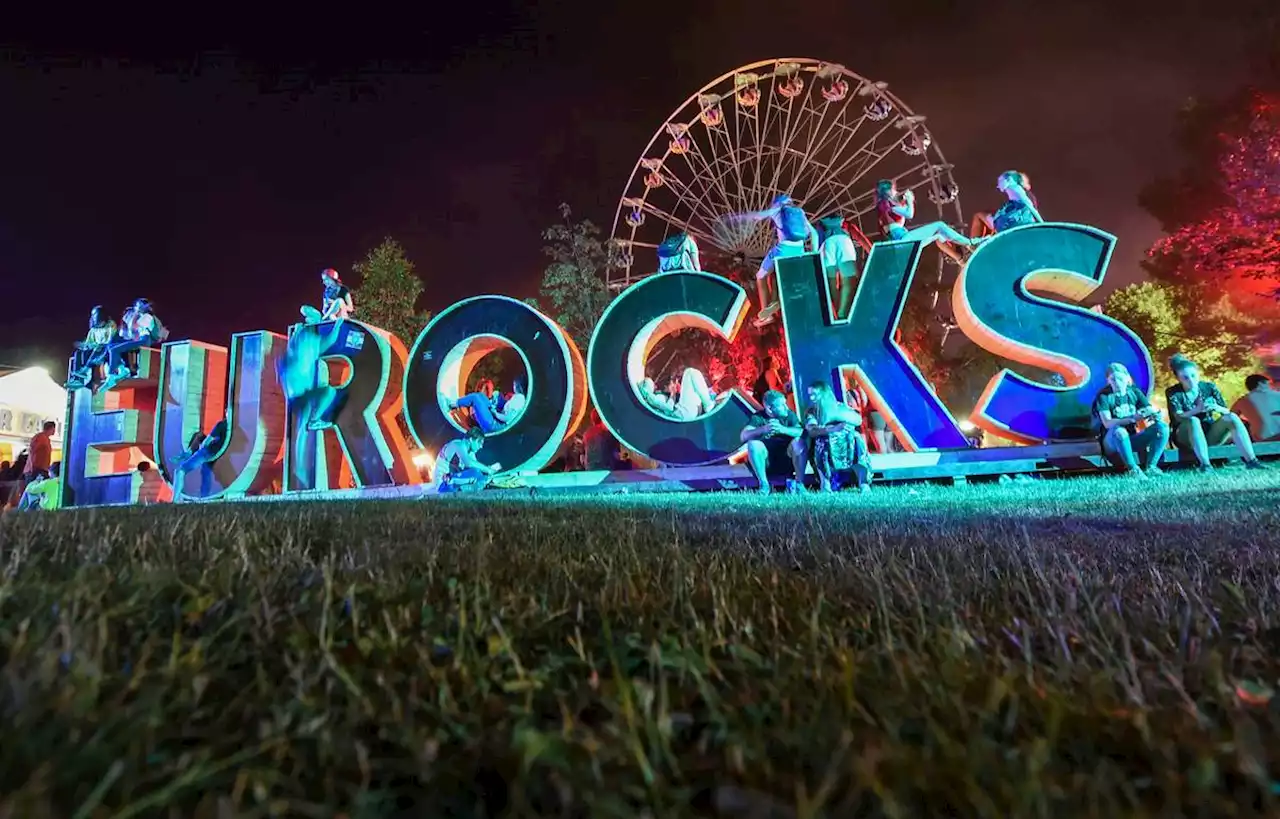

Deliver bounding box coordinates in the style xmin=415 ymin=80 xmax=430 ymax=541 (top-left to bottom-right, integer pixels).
xmin=533 ymin=204 xmax=617 ymax=351
xmin=1141 ymin=90 xmax=1280 ymax=327
xmin=1104 ymin=281 xmax=1264 ymax=402
xmin=351 ymin=237 xmax=432 ymax=347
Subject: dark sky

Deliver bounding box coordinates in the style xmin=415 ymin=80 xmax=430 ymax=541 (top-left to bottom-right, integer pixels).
xmin=1 ymin=0 xmax=1274 ymax=370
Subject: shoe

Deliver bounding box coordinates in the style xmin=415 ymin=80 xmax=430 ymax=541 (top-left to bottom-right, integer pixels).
xmin=1145 ymin=464 xmax=1164 ymax=477
xmin=1245 ymin=459 xmax=1268 ymax=471
xmin=753 ymin=303 xmax=780 ymax=327
xmin=1195 ymin=463 xmax=1214 ymax=474
xmin=1125 ymin=467 xmax=1145 ymax=478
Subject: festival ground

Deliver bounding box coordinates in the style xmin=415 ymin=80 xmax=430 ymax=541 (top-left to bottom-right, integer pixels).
xmin=4 ymin=467 xmax=1278 ymax=815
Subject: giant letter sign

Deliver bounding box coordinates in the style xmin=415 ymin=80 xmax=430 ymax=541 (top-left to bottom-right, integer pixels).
xmin=954 ymin=223 xmax=1155 ymax=442
xmin=285 ymin=320 xmax=417 ymax=492
xmin=154 ymin=332 xmax=287 ymax=500
xmin=776 ymin=246 xmax=969 ymax=450
xmin=61 ymin=349 xmax=164 ymax=506
xmin=588 ymin=271 xmax=756 ymax=465
xmin=403 ymin=296 xmax=586 ymax=475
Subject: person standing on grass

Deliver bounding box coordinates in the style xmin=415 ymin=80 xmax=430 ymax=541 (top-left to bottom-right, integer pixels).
xmin=801 ymin=380 xmax=872 ymax=493
xmin=435 ymin=427 xmax=501 ymax=492
xmin=22 ymin=420 xmax=55 ymax=493
xmin=740 ymin=389 xmax=805 ymax=494
xmin=1232 ymin=374 xmax=1280 ymax=442
xmin=1164 ymin=354 xmax=1266 ymax=472
xmin=1092 ymin=362 xmax=1169 ymax=477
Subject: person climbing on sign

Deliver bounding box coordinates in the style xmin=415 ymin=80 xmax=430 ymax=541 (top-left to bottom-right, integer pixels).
xmin=726 ymin=194 xmax=819 ymax=327
xmin=277 ymin=320 xmax=347 ymax=485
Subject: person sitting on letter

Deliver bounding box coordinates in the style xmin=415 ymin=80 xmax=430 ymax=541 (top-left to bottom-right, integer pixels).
xmin=301 ymin=268 xmax=354 ymax=324
xmin=801 ymin=380 xmax=872 ymax=493
xmin=1092 ymin=362 xmax=1169 ymax=477
xmin=637 ymin=368 xmax=721 ymax=421
xmin=1165 ymin=354 xmax=1266 ymax=471
xmin=740 ymin=390 xmax=805 ymax=494
xmin=656 ymin=232 xmax=701 ymax=274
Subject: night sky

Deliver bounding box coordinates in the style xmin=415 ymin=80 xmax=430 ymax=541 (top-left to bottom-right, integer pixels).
xmin=2 ymin=0 xmax=1274 ymax=370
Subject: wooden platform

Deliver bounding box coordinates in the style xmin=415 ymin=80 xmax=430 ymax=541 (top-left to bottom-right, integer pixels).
xmin=239 ymin=440 xmax=1280 ymax=503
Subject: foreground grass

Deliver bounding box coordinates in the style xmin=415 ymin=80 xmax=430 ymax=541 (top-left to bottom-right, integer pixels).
xmin=2 ymin=471 xmax=1279 ymax=817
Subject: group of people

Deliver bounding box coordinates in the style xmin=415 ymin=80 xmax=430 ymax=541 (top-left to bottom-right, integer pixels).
xmin=2 ymin=420 xmax=60 ymax=511
xmin=67 ymin=299 xmax=169 ymax=391
xmin=1092 ymin=355 xmax=1275 ymax=476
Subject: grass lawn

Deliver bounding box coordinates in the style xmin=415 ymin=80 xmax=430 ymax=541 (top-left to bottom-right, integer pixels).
xmin=2 ymin=469 xmax=1279 ymax=817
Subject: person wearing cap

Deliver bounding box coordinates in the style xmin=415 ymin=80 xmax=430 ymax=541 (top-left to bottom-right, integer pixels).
xmin=301 ymin=268 xmax=355 ymax=324
xmin=726 ymin=194 xmax=820 ymax=327
xmin=656 ymin=232 xmax=701 ymax=274
xmin=817 ymin=214 xmax=859 ymax=320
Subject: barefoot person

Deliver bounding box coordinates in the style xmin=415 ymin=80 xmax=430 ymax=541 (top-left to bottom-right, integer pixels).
xmin=875 ymin=180 xmax=975 ymax=265
xmin=970 ymin=171 xmax=1043 ymax=238
xmin=801 ymin=380 xmax=872 ymax=492
xmin=435 ymin=427 xmax=501 ymax=493
xmin=740 ymin=389 xmax=805 ymax=494
xmin=727 ymin=194 xmax=820 ymax=327
xmin=818 ymin=214 xmax=859 ymax=320
xmin=1165 ymin=354 xmax=1266 ymax=471
xmin=277 ymin=320 xmax=346 ymax=485
xmin=301 ymin=268 xmax=355 ymax=324
xmin=1092 ymin=362 xmax=1170 ymax=476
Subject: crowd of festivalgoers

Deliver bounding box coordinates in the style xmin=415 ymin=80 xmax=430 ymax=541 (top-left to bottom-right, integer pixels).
xmin=43 ymin=178 xmax=1280 ymax=504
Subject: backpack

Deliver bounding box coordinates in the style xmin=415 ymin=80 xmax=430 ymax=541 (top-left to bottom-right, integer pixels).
xmin=778 ymin=206 xmax=810 ymax=242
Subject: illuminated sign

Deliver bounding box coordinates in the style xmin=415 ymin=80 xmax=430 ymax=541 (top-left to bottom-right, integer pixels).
xmin=59 ymin=223 xmax=1154 ymax=506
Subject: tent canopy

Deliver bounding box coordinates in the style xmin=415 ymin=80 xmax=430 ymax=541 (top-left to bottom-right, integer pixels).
xmin=0 ymin=367 xmax=67 ymax=425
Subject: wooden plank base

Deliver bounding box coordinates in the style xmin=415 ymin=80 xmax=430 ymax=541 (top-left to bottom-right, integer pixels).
xmin=229 ymin=440 xmax=1280 ymax=503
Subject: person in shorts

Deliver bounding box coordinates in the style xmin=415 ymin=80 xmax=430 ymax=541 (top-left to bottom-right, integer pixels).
xmin=818 ymin=214 xmax=859 ymax=320
xmin=740 ymin=390 xmax=805 ymax=494
xmin=1092 ymin=362 xmax=1169 ymax=476
xmin=1165 ymin=354 xmax=1266 ymax=471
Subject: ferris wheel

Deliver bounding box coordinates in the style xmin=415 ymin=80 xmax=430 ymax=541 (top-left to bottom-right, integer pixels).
xmin=609 ymin=58 xmax=965 ymax=291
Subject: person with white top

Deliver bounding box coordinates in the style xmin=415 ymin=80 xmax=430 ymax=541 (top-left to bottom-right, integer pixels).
xmin=102 ymin=298 xmax=167 ymax=390
xmin=636 ymin=368 xmax=722 ymax=421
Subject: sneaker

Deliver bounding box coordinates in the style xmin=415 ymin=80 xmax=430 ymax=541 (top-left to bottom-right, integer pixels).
xmin=1125 ymin=467 xmax=1145 ymax=479
xmin=1145 ymin=464 xmax=1164 ymax=477
xmin=1195 ymin=463 xmax=1214 ymax=474
xmin=1245 ymin=459 xmax=1269 ymax=471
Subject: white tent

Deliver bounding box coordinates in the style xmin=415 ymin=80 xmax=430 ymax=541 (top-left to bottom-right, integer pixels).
xmin=0 ymin=367 xmax=67 ymax=463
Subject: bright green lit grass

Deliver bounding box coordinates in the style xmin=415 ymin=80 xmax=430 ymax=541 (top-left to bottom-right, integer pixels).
xmin=1 ymin=470 xmax=1278 ymax=817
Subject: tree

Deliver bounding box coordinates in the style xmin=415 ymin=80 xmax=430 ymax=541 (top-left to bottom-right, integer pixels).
xmin=533 ymin=204 xmax=616 ymax=350
xmin=351 ymin=237 xmax=432 ymax=346
xmin=1103 ymin=281 xmax=1264 ymax=402
xmin=1141 ymin=90 xmax=1280 ymax=326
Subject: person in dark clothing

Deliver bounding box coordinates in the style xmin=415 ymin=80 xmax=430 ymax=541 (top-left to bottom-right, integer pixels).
xmin=740 ymin=390 xmax=805 ymax=494
xmin=171 ymin=420 xmax=231 ymax=500
xmin=1092 ymin=362 xmax=1169 ymax=476
xmin=1164 ymin=354 xmax=1265 ymax=471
